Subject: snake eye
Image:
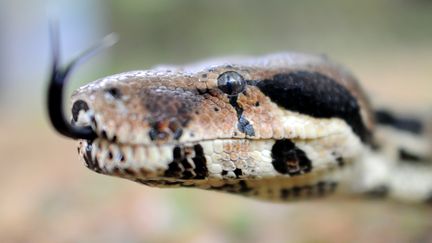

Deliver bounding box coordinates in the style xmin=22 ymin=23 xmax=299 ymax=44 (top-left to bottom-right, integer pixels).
xmin=217 ymin=71 xmax=246 ymax=96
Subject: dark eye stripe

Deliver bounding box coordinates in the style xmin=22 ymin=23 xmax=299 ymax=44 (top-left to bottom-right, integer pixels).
xmin=271 ymin=139 xmax=312 ymax=176
xmin=255 ymin=71 xmax=371 ymax=143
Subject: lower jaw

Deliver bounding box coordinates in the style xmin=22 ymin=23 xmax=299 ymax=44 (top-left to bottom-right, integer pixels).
xmin=77 ymin=136 xmax=352 ymax=194
xmin=77 ymin=137 xmax=278 ymax=182
xmin=77 ymin=137 xmax=350 ymax=202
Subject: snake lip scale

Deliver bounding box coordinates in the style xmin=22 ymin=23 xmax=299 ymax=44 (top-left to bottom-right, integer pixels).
xmin=47 ymin=29 xmax=432 ymax=204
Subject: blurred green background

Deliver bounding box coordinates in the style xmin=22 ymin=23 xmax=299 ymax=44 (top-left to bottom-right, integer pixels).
xmin=1 ymin=0 xmax=432 ymax=242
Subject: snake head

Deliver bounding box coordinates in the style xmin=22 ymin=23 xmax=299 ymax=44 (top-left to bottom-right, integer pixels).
xmin=70 ymin=55 xmax=368 ymax=195
xmin=49 ymin=24 xmax=368 ymax=200
xmin=70 ymin=66 xmax=263 ymax=179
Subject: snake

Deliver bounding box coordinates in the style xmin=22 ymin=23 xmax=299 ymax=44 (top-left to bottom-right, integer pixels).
xmin=47 ymin=29 xmax=432 ymax=204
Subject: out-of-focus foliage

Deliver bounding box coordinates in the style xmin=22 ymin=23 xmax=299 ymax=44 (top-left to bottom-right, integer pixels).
xmin=110 ymin=0 xmax=432 ymax=65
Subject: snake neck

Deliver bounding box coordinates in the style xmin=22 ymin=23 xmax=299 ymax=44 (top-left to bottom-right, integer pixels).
xmin=346 ymin=109 xmax=432 ymax=204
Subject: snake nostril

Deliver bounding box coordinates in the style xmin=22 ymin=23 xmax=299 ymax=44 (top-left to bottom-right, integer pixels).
xmin=71 ymin=100 xmax=89 ymax=122
xmin=105 ymin=87 xmax=122 ymax=99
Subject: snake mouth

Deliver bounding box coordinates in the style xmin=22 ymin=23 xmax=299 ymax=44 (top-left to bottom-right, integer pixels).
xmin=78 ymin=135 xmax=356 ymax=196
xmin=77 ymin=137 xmax=219 ymax=181
xmin=77 ymin=135 xmax=244 ymax=179
xmin=77 ymin=138 xmax=177 ymax=176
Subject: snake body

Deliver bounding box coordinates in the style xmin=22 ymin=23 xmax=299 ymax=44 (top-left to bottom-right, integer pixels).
xmin=58 ymin=51 xmax=432 ymax=203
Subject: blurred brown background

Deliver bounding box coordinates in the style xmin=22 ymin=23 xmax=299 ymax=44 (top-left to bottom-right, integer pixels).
xmin=1 ymin=0 xmax=432 ymax=242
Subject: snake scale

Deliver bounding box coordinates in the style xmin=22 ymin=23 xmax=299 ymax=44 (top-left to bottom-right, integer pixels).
xmin=48 ymin=30 xmax=432 ymax=204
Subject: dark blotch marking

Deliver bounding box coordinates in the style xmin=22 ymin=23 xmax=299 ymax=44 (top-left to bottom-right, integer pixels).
xmin=375 ymin=110 xmax=423 ymax=134
xmin=101 ymin=130 xmax=108 ymax=139
xmin=165 ymin=161 xmax=182 ymax=178
xmin=182 ymin=171 xmax=194 ymax=179
xmin=271 ymin=139 xmax=312 ymax=176
xmin=238 ymin=116 xmax=255 ymax=136
xmin=82 ymin=140 xmax=102 ymax=173
xmin=71 ymin=100 xmax=89 ymax=122
xmin=233 ymin=168 xmax=243 ymax=178
xmin=180 ymin=159 xmax=192 ymax=169
xmin=229 ymin=96 xmax=255 ymax=136
xmin=164 ymin=145 xmax=207 ymax=179
xmin=365 ymin=185 xmax=389 ymax=198
xmin=142 ymin=87 xmax=199 ymax=142
xmin=173 ymin=146 xmax=182 ymax=159
xmin=399 ymin=149 xmax=423 ymax=162
xmin=336 ymin=157 xmax=345 ymax=167
xmin=164 ymin=146 xmax=183 ymax=178
xmin=119 ymin=152 xmax=125 ymax=163
xmin=256 ymin=71 xmax=371 ymax=143
xmin=192 ymin=144 xmax=208 ymax=179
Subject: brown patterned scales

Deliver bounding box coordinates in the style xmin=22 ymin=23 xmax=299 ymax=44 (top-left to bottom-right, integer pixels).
xmin=48 ymin=32 xmax=432 ymax=204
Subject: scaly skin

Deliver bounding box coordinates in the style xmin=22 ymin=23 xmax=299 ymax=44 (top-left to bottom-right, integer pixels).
xmin=70 ymin=53 xmax=432 ymax=203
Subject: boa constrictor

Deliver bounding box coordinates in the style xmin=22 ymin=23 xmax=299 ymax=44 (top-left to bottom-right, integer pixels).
xmin=47 ymin=30 xmax=432 ymax=204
